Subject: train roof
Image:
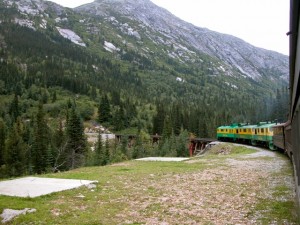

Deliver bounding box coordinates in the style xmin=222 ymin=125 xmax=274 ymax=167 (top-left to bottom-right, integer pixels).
xmin=239 ymin=125 xmax=257 ymax=129
xmin=271 ymin=122 xmax=290 ymax=128
xmin=255 ymin=122 xmax=277 ymax=128
xmin=217 ymin=125 xmax=235 ymax=129
xmin=217 ymin=122 xmax=277 ymax=130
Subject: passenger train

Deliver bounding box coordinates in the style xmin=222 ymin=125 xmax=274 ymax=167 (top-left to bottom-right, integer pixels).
xmin=216 ymin=122 xmax=287 ymax=152
xmin=217 ymin=0 xmax=300 ymax=209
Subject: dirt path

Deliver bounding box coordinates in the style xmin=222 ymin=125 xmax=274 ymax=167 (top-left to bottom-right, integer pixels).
xmin=115 ymin=144 xmax=298 ymax=224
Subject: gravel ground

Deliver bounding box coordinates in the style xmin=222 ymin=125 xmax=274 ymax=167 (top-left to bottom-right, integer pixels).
xmin=115 ymin=144 xmax=297 ymax=224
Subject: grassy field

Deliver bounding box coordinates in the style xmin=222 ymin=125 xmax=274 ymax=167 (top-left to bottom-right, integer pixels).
xmin=0 ymin=144 xmax=298 ymax=224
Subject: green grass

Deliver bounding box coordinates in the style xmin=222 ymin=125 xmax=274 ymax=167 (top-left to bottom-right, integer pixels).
xmin=0 ymin=145 xmax=298 ymax=224
xmin=0 ymin=160 xmax=212 ymax=224
xmin=255 ymin=199 xmax=297 ymax=224
xmin=208 ymin=143 xmax=257 ymax=156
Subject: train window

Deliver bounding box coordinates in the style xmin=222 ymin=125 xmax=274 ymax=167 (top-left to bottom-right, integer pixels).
xmin=261 ymin=128 xmax=264 ymax=133
xmin=221 ymin=129 xmax=224 ymax=132
xmin=243 ymin=129 xmax=246 ymax=132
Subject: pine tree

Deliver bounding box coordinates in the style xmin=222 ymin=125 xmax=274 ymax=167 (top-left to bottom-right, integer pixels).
xmin=162 ymin=116 xmax=172 ymax=139
xmin=176 ymin=130 xmax=189 ymax=157
xmin=9 ymin=94 xmax=20 ymax=123
xmin=98 ymin=95 xmax=111 ymax=123
xmin=32 ymin=103 xmax=49 ymax=174
xmin=153 ymin=103 xmax=165 ymax=135
xmin=94 ymin=131 xmax=104 ymax=166
xmin=66 ymin=106 xmax=87 ymax=169
xmin=103 ymin=137 xmax=110 ymax=165
xmin=5 ymin=118 xmax=27 ymax=176
xmin=0 ymin=118 xmax=6 ymax=166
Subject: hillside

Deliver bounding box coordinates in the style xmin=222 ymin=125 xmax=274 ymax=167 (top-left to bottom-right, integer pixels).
xmin=0 ymin=0 xmax=290 ymax=176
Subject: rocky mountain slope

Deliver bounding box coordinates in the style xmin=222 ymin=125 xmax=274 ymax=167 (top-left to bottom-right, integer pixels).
xmin=0 ymin=0 xmax=290 ymax=127
xmin=76 ymin=0 xmax=288 ymax=81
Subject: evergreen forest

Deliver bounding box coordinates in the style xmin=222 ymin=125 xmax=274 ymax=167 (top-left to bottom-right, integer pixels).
xmin=0 ymin=2 xmax=289 ymax=178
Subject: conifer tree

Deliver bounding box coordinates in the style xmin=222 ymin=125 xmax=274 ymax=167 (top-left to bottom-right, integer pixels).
xmin=9 ymin=94 xmax=20 ymax=123
xmin=176 ymin=130 xmax=189 ymax=157
xmin=103 ymin=137 xmax=110 ymax=165
xmin=5 ymin=118 xmax=26 ymax=176
xmin=0 ymin=118 xmax=6 ymax=166
xmin=94 ymin=131 xmax=104 ymax=166
xmin=98 ymin=95 xmax=111 ymax=123
xmin=114 ymin=106 xmax=125 ymax=131
xmin=153 ymin=103 xmax=165 ymax=135
xmin=32 ymin=103 xmax=49 ymax=174
xmin=162 ymin=116 xmax=172 ymax=139
xmin=66 ymin=106 xmax=87 ymax=169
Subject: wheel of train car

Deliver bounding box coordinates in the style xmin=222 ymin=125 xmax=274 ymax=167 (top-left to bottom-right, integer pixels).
xmin=268 ymin=141 xmax=275 ymax=150
xmin=251 ymin=139 xmax=257 ymax=146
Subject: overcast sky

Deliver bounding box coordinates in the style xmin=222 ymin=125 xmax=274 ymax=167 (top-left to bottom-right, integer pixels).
xmin=49 ymin=0 xmax=290 ymax=55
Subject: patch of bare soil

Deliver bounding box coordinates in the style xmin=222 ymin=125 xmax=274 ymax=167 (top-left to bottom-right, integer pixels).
xmin=114 ymin=146 xmax=296 ymax=224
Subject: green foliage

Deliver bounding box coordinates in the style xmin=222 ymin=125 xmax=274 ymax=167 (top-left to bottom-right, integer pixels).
xmin=66 ymin=106 xmax=87 ymax=169
xmin=0 ymin=2 xmax=289 ymax=177
xmin=5 ymin=118 xmax=27 ymax=177
xmin=94 ymin=132 xmax=104 ymax=166
xmin=98 ymin=95 xmax=111 ymax=123
xmin=31 ymin=103 xmax=49 ymax=174
xmin=0 ymin=118 xmax=6 ymax=166
xmin=103 ymin=138 xmax=110 ymax=165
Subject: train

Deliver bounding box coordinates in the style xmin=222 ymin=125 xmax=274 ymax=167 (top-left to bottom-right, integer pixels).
xmin=216 ymin=0 xmax=300 ymax=209
xmin=289 ymin=0 xmax=300 ymax=208
xmin=216 ymin=122 xmax=289 ymax=152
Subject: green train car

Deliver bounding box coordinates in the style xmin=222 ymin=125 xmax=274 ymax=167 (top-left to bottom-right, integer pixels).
xmin=217 ymin=122 xmax=277 ymax=150
xmin=216 ymin=124 xmax=238 ymax=141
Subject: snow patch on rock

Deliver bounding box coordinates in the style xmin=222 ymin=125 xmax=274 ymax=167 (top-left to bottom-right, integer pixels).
xmin=56 ymin=27 xmax=86 ymax=47
xmin=176 ymin=77 xmax=185 ymax=83
xmin=104 ymin=41 xmax=120 ymax=52
xmin=40 ymin=19 xmax=47 ymax=29
xmin=225 ymin=82 xmax=238 ymax=89
xmin=15 ymin=18 xmax=36 ymax=30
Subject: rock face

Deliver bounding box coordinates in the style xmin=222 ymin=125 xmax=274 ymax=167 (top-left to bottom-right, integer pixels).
xmin=2 ymin=0 xmax=288 ymax=83
xmin=76 ymin=0 xmax=288 ymax=81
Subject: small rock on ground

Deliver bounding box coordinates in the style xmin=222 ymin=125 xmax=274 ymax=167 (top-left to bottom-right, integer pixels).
xmin=0 ymin=208 xmax=36 ymax=223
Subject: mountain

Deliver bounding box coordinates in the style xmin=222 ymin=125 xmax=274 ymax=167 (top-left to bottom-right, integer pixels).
xmin=76 ymin=0 xmax=288 ymax=81
xmin=0 ymin=0 xmax=290 ymax=137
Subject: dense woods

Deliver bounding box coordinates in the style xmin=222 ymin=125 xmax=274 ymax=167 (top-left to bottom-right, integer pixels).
xmin=0 ymin=11 xmax=289 ymax=178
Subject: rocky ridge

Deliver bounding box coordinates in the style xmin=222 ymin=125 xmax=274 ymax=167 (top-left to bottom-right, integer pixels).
xmin=1 ymin=0 xmax=288 ymax=85
xmin=77 ymin=0 xmax=288 ymax=80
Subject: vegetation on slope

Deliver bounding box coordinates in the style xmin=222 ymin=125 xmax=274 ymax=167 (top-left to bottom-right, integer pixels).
xmin=0 ymin=1 xmax=289 ymax=177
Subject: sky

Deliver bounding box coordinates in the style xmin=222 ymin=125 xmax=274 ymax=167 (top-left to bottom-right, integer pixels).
xmin=49 ymin=0 xmax=290 ymax=55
